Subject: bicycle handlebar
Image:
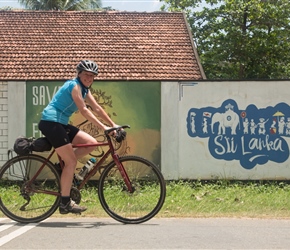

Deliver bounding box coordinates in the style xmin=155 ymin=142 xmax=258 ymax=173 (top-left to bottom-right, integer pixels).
xmin=104 ymin=125 xmax=130 ymax=135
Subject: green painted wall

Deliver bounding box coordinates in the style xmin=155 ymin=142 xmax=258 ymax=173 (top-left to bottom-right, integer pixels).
xmin=26 ymin=81 xmax=161 ymax=167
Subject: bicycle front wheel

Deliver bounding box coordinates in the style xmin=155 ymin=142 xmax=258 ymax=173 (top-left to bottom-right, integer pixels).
xmin=0 ymin=154 xmax=61 ymax=223
xmin=98 ymin=155 xmax=166 ymax=224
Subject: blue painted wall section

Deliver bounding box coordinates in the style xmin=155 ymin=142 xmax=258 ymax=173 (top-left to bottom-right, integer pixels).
xmin=187 ymin=99 xmax=290 ymax=169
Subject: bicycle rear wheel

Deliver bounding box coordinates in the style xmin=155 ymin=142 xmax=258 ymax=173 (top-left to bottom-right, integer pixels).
xmin=98 ymin=155 xmax=166 ymax=224
xmin=0 ymin=154 xmax=61 ymax=223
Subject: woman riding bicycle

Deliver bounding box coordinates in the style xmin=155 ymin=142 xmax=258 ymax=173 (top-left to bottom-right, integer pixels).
xmin=38 ymin=60 xmax=119 ymax=215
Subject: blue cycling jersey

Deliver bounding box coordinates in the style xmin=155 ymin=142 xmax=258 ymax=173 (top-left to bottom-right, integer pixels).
xmin=41 ymin=77 xmax=88 ymax=125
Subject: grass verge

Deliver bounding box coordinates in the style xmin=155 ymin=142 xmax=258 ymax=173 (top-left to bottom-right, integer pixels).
xmin=160 ymin=180 xmax=290 ymax=218
xmin=60 ymin=180 xmax=290 ymax=219
xmin=1 ymin=180 xmax=290 ymax=219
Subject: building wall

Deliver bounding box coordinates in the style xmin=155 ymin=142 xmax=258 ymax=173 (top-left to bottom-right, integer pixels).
xmin=7 ymin=82 xmax=26 ymax=165
xmin=0 ymin=81 xmax=8 ymax=167
xmin=1 ymin=81 xmax=161 ymax=172
xmin=0 ymin=81 xmax=26 ymax=167
xmin=161 ymin=80 xmax=290 ymax=180
xmin=3 ymin=80 xmax=290 ymax=181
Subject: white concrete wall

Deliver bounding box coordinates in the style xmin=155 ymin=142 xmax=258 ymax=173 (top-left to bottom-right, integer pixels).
xmin=7 ymin=82 xmax=26 ymax=163
xmin=3 ymin=80 xmax=290 ymax=180
xmin=161 ymin=80 xmax=290 ymax=180
xmin=161 ymin=81 xmax=180 ymax=179
xmin=0 ymin=81 xmax=8 ymax=167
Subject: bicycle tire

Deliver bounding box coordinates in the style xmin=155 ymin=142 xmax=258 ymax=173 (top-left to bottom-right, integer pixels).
xmin=0 ymin=154 xmax=61 ymax=223
xmin=98 ymin=155 xmax=166 ymax=224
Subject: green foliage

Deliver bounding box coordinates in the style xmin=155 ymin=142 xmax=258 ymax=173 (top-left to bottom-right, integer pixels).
xmin=18 ymin=0 xmax=102 ymax=10
xmin=1 ymin=180 xmax=290 ymax=218
xmin=69 ymin=181 xmax=290 ymax=218
xmin=160 ymin=180 xmax=290 ymax=218
xmin=161 ymin=0 xmax=290 ymax=80
xmin=0 ymin=6 xmax=14 ymax=10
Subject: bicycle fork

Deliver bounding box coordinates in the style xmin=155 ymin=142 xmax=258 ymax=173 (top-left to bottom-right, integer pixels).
xmin=112 ymin=154 xmax=134 ymax=193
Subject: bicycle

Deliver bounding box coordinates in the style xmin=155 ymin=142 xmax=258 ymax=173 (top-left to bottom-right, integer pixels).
xmin=0 ymin=125 xmax=166 ymax=224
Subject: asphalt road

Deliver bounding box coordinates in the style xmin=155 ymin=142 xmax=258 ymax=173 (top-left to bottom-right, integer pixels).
xmin=0 ymin=217 xmax=290 ymax=249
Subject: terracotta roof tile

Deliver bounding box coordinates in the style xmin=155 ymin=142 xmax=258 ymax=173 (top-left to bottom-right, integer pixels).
xmin=0 ymin=11 xmax=205 ymax=81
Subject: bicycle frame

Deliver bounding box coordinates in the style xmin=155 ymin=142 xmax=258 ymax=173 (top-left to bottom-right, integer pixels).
xmin=0 ymin=124 xmax=166 ymax=224
xmin=71 ymin=136 xmax=132 ymax=191
xmin=26 ymin=128 xmax=132 ymax=196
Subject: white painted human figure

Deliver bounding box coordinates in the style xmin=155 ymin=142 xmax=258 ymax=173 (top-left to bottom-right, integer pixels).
xmin=278 ymin=116 xmax=285 ymax=134
xmin=270 ymin=118 xmax=277 ymax=134
xmin=202 ymin=118 xmax=208 ymax=134
xmin=258 ymin=118 xmax=268 ymax=135
xmin=250 ymin=119 xmax=256 ymax=135
xmin=286 ymin=118 xmax=290 ymax=135
xmin=243 ymin=118 xmax=249 ymax=134
xmin=190 ymin=112 xmax=196 ymax=133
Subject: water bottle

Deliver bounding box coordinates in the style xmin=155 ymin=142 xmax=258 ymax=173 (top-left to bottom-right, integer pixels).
xmin=75 ymin=158 xmax=96 ymax=181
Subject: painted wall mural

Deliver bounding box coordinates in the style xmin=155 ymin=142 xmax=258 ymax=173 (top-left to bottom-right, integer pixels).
xmin=26 ymin=81 xmax=161 ymax=167
xmin=187 ymin=99 xmax=290 ymax=169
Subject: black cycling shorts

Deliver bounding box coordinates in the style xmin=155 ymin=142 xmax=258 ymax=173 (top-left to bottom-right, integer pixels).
xmin=38 ymin=120 xmax=79 ymax=149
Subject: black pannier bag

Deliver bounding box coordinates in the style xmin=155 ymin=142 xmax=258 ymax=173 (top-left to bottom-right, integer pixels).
xmin=31 ymin=137 xmax=52 ymax=152
xmin=13 ymin=137 xmax=52 ymax=156
xmin=13 ymin=137 xmax=33 ymax=155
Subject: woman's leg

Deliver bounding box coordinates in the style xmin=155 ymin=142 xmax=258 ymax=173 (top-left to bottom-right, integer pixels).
xmin=72 ymin=130 xmax=98 ymax=158
xmin=56 ymin=128 xmax=97 ymax=196
xmin=56 ymin=130 xmax=97 ymax=197
xmin=55 ymin=144 xmax=77 ymax=197
xmin=55 ymin=144 xmax=87 ymax=214
xmin=38 ymin=121 xmax=87 ymax=213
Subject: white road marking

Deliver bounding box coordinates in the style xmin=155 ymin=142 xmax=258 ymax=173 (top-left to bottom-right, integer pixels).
xmin=0 ymin=221 xmax=15 ymax=233
xmin=0 ymin=221 xmax=39 ymax=247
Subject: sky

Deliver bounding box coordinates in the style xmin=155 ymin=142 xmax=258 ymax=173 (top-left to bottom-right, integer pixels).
xmin=0 ymin=0 xmax=163 ymax=12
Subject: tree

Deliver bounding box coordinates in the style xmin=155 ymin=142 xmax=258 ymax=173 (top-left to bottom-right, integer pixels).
xmin=161 ymin=0 xmax=290 ymax=80
xmin=18 ymin=0 xmax=102 ymax=11
xmin=0 ymin=6 xmax=13 ymax=10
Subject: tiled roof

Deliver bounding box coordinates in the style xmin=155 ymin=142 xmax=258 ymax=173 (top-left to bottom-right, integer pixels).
xmin=0 ymin=11 xmax=205 ymax=81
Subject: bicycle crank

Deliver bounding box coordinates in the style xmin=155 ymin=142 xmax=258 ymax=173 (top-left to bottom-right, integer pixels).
xmin=70 ymin=187 xmax=81 ymax=204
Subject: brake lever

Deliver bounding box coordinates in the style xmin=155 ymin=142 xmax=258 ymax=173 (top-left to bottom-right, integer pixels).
xmin=104 ymin=125 xmax=130 ymax=135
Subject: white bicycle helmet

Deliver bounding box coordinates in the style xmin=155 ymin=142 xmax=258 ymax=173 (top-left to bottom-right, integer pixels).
xmin=76 ymin=60 xmax=98 ymax=75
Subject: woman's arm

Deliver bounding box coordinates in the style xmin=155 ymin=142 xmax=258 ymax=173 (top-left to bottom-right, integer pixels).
xmin=72 ymin=85 xmax=117 ymax=130
xmin=85 ymin=90 xmax=118 ymax=127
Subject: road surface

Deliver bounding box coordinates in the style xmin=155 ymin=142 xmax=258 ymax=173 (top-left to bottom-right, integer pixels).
xmin=0 ymin=217 xmax=289 ymax=249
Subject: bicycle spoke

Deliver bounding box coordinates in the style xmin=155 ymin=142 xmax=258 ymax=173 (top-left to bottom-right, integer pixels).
xmin=98 ymin=156 xmax=166 ymax=224
xmin=0 ymin=155 xmax=61 ymax=223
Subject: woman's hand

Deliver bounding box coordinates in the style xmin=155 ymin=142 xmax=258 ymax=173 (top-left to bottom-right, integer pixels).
xmin=103 ymin=125 xmax=117 ymax=136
